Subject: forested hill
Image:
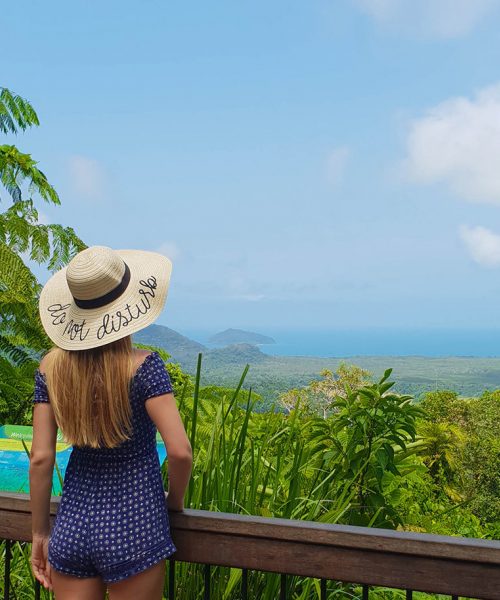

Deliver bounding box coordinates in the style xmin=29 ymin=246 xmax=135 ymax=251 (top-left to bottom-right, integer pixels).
xmin=203 ymin=343 xmax=269 ymax=365
xmin=133 ymin=324 xmax=500 ymax=402
xmin=133 ymin=324 xmax=207 ymax=364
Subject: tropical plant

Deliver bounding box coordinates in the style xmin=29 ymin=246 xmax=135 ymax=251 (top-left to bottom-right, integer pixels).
xmin=307 ymin=369 xmax=426 ymax=527
xmin=416 ymin=420 xmax=466 ymax=500
xmin=419 ymin=389 xmax=500 ymax=525
xmin=157 ymin=356 xmax=355 ymax=599
xmin=279 ymin=362 xmax=371 ymax=418
xmin=0 ymin=87 xmax=84 ymax=270
xmin=1 ymin=87 xmax=54 ymax=200
xmin=0 ymin=86 xmax=85 ymax=424
xmin=461 ymin=392 xmax=500 ymax=523
xmin=419 ymin=390 xmax=469 ymax=428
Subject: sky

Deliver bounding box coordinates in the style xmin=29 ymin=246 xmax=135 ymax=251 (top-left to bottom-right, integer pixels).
xmin=4 ymin=0 xmax=500 ymax=336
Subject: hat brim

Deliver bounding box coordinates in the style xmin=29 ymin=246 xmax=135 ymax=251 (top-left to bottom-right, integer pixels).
xmin=39 ymin=250 xmax=172 ymax=351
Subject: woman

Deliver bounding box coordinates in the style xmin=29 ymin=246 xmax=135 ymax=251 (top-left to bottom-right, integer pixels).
xmin=29 ymin=245 xmax=192 ymax=599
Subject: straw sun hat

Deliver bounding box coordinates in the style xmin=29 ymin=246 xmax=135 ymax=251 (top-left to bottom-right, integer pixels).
xmin=39 ymin=246 xmax=172 ymax=351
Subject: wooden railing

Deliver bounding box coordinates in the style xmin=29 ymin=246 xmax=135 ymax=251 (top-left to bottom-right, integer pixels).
xmin=1 ymin=491 xmax=499 ymax=599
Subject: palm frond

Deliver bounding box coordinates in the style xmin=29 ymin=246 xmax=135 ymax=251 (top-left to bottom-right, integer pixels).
xmin=0 ymin=144 xmax=60 ymax=205
xmin=0 ymin=87 xmax=39 ymax=134
xmin=0 ymin=201 xmax=86 ymax=269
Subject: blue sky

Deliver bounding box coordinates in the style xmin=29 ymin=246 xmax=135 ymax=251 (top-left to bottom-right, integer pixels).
xmin=4 ymin=0 xmax=500 ymax=335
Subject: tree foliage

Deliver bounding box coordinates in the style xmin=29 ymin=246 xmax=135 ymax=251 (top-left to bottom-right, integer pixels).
xmin=0 ymin=86 xmax=85 ymax=271
xmin=279 ymin=362 xmax=371 ymax=417
xmin=0 ymin=86 xmax=85 ymax=421
xmin=416 ymin=420 xmax=467 ymax=501
xmin=0 ymin=87 xmax=39 ymax=134
xmin=307 ymin=369 xmax=425 ymax=527
xmin=419 ymin=388 xmax=500 ymax=526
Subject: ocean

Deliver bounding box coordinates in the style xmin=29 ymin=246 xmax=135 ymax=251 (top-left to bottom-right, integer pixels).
xmin=179 ymin=328 xmax=500 ymax=358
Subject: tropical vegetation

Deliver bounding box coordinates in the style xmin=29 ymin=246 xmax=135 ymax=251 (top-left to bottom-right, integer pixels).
xmin=0 ymin=86 xmax=85 ymax=425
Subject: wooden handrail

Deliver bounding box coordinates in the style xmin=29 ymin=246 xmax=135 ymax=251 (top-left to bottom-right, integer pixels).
xmin=1 ymin=491 xmax=499 ymax=599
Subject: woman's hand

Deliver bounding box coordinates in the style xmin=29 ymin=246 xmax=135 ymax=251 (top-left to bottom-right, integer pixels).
xmin=165 ymin=490 xmax=184 ymax=512
xmin=31 ymin=534 xmax=53 ymax=591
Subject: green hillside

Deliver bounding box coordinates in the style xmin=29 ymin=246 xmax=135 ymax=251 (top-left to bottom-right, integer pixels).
xmin=133 ymin=324 xmax=207 ymax=364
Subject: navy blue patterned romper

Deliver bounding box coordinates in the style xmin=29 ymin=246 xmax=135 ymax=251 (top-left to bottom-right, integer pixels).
xmin=33 ymin=351 xmax=177 ymax=584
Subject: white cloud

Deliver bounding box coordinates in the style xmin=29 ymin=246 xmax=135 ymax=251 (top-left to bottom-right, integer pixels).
xmin=68 ymin=155 xmax=107 ymax=200
xmin=354 ymin=0 xmax=499 ymax=38
xmin=459 ymin=225 xmax=500 ymax=267
xmin=326 ymin=146 xmax=350 ymax=186
xmin=229 ymin=293 xmax=265 ymax=302
xmin=403 ymin=84 xmax=500 ymax=204
xmin=156 ymin=241 xmax=181 ymax=261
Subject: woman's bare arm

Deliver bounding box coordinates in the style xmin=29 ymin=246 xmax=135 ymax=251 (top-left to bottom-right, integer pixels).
xmin=30 ymin=401 xmax=57 ymax=536
xmin=146 ymin=392 xmax=192 ymax=511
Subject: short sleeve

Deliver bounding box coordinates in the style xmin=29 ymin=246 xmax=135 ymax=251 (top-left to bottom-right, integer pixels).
xmin=34 ymin=370 xmax=50 ymax=404
xmin=140 ymin=352 xmax=174 ymax=401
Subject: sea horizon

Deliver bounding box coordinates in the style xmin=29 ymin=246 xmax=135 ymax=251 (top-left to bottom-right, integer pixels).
xmin=176 ymin=327 xmax=500 ymax=359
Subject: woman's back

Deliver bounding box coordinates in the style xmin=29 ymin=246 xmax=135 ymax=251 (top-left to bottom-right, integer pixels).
xmin=36 ymin=350 xmax=172 ymax=459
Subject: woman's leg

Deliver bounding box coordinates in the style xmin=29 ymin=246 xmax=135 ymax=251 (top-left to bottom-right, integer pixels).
xmin=51 ymin=569 xmax=106 ymax=599
xmin=107 ymin=561 xmax=166 ymax=600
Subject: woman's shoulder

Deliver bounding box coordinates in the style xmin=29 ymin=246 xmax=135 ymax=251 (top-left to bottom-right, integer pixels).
xmin=132 ymin=350 xmax=173 ymax=399
xmin=131 ymin=349 xmax=162 ymax=379
xmin=38 ymin=357 xmax=48 ymax=376
xmin=37 ymin=349 xmax=56 ymax=376
xmin=132 ymin=349 xmax=153 ymax=368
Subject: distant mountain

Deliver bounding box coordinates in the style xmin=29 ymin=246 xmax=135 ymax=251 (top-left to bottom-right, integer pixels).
xmin=204 ymin=343 xmax=270 ymax=366
xmin=133 ymin=324 xmax=206 ymax=365
xmin=209 ymin=328 xmax=275 ymax=345
xmin=133 ymin=324 xmax=272 ymax=372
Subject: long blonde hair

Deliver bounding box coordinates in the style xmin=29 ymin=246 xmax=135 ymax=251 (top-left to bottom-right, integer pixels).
xmin=43 ymin=336 xmax=134 ymax=449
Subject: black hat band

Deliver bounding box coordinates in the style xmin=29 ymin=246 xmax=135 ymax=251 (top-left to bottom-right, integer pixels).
xmin=73 ymin=263 xmax=131 ymax=309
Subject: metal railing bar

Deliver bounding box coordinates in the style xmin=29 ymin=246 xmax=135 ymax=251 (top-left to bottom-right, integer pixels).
xmin=320 ymin=578 xmax=327 ymax=600
xmin=204 ymin=564 xmax=210 ymax=600
xmin=34 ymin=578 xmax=40 ymax=600
xmin=406 ymin=589 xmax=413 ymax=600
xmin=280 ymin=573 xmax=287 ymax=600
xmin=241 ymin=568 xmax=248 ymax=600
xmin=3 ymin=539 xmax=11 ymax=600
xmin=362 ymin=584 xmax=369 ymax=600
xmin=168 ymin=559 xmax=175 ymax=598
